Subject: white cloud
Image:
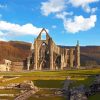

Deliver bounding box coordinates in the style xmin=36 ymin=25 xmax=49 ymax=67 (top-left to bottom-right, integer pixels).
xmin=83 ymin=6 xmax=97 ymax=13
xmin=91 ymin=7 xmax=97 ymax=13
xmin=56 ymin=11 xmax=73 ymax=20
xmin=69 ymin=0 xmax=99 ymax=7
xmin=0 ymin=21 xmax=45 ymax=37
xmin=0 ymin=31 xmax=7 ymax=41
xmin=0 ymin=21 xmax=50 ymax=41
xmin=0 ymin=37 xmax=7 ymax=41
xmin=40 ymin=0 xmax=98 ymax=33
xmin=0 ymin=31 xmax=4 ymax=36
xmin=41 ymin=0 xmax=66 ymax=16
xmin=69 ymin=0 xmax=99 ymax=13
xmin=63 ymin=15 xmax=97 ymax=33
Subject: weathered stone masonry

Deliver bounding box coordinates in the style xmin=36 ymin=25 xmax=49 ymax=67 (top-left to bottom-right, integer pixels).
xmin=26 ymin=28 xmax=80 ymax=70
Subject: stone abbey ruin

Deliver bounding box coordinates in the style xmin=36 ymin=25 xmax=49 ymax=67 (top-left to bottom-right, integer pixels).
xmin=26 ymin=28 xmax=80 ymax=70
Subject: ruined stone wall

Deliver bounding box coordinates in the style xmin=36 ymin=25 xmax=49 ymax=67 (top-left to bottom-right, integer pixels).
xmin=11 ymin=62 xmax=24 ymax=71
xmin=26 ymin=29 xmax=80 ymax=70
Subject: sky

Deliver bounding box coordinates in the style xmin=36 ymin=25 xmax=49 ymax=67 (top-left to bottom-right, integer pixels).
xmin=0 ymin=0 xmax=100 ymax=46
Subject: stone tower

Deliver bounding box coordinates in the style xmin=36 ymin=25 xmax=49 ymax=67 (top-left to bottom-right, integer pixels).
xmin=69 ymin=48 xmax=74 ymax=68
xmin=75 ymin=41 xmax=80 ymax=68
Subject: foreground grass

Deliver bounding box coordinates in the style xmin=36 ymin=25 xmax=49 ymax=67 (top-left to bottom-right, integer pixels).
xmin=0 ymin=89 xmax=20 ymax=94
xmin=0 ymin=68 xmax=99 ymax=76
xmin=88 ymin=93 xmax=100 ymax=100
xmin=0 ymin=69 xmax=99 ymax=100
xmin=0 ymin=76 xmax=87 ymax=86
xmin=34 ymin=80 xmax=64 ymax=88
xmin=33 ymin=76 xmax=95 ymax=88
xmin=0 ymin=96 xmax=14 ymax=100
xmin=28 ymin=89 xmax=66 ymax=100
xmin=0 ymin=68 xmax=99 ymax=86
xmin=70 ymin=76 xmax=95 ymax=88
xmin=28 ymin=96 xmax=66 ymax=100
xmin=0 ymin=76 xmax=65 ymax=86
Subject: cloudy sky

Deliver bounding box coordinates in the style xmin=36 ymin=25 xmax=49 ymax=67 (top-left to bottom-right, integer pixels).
xmin=0 ymin=0 xmax=100 ymax=46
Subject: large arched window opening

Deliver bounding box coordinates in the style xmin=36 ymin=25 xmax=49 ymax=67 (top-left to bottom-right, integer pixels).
xmin=39 ymin=42 xmax=50 ymax=70
xmin=55 ymin=55 xmax=61 ymax=69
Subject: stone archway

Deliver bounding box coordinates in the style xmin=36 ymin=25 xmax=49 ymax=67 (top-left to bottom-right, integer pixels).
xmin=40 ymin=60 xmax=46 ymax=70
xmin=39 ymin=42 xmax=50 ymax=70
xmin=55 ymin=55 xmax=61 ymax=70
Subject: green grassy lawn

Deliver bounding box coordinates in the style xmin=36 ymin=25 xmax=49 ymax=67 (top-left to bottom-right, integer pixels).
xmin=28 ymin=96 xmax=66 ymax=100
xmin=33 ymin=76 xmax=95 ymax=88
xmin=35 ymin=89 xmax=55 ymax=94
xmin=0 ymin=89 xmax=20 ymax=94
xmin=0 ymin=69 xmax=99 ymax=76
xmin=88 ymin=93 xmax=100 ymax=100
xmin=0 ymin=69 xmax=99 ymax=86
xmin=29 ymin=88 xmax=66 ymax=100
xmin=0 ymin=76 xmax=65 ymax=86
xmin=0 ymin=96 xmax=14 ymax=100
xmin=70 ymin=76 xmax=95 ymax=88
xmin=0 ymin=69 xmax=99 ymax=100
xmin=34 ymin=80 xmax=64 ymax=88
xmin=0 ymin=89 xmax=20 ymax=100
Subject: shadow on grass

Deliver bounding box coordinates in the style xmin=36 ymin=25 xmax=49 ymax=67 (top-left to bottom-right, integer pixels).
xmin=28 ymin=96 xmax=66 ymax=100
xmin=33 ymin=80 xmax=64 ymax=88
xmin=88 ymin=92 xmax=100 ymax=100
xmin=70 ymin=76 xmax=95 ymax=88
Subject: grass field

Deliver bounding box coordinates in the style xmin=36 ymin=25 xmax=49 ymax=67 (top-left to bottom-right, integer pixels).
xmin=0 ymin=69 xmax=99 ymax=86
xmin=28 ymin=89 xmax=66 ymax=100
xmin=28 ymin=96 xmax=66 ymax=100
xmin=88 ymin=92 xmax=100 ymax=100
xmin=0 ymin=68 xmax=100 ymax=76
xmin=34 ymin=80 xmax=64 ymax=88
xmin=0 ymin=68 xmax=99 ymax=100
xmin=0 ymin=96 xmax=14 ymax=100
xmin=0 ymin=89 xmax=20 ymax=94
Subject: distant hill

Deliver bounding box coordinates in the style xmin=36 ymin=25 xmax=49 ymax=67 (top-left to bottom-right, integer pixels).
xmin=80 ymin=46 xmax=100 ymax=66
xmin=0 ymin=41 xmax=100 ymax=66
xmin=0 ymin=41 xmax=31 ymax=61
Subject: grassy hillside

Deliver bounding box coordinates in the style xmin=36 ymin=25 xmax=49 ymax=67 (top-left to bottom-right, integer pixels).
xmin=81 ymin=46 xmax=100 ymax=66
xmin=0 ymin=41 xmax=30 ymax=61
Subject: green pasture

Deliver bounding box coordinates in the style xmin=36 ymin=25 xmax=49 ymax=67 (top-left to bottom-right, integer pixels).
xmin=34 ymin=80 xmax=64 ymax=88
xmin=0 ymin=68 xmax=99 ymax=76
xmin=0 ymin=89 xmax=20 ymax=94
xmin=88 ymin=93 xmax=100 ymax=100
xmin=0 ymin=96 xmax=14 ymax=100
xmin=28 ymin=96 xmax=66 ymax=100
xmin=0 ymin=69 xmax=99 ymax=87
xmin=0 ymin=69 xmax=99 ymax=100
